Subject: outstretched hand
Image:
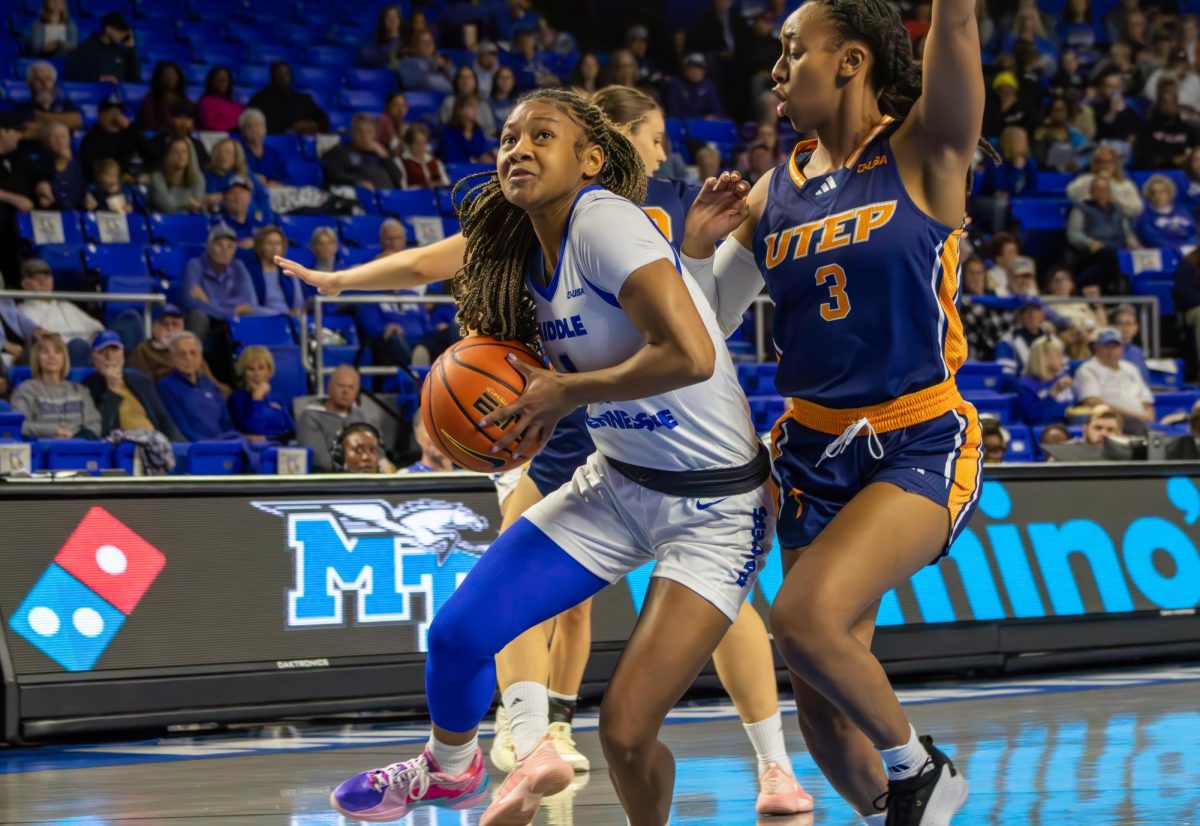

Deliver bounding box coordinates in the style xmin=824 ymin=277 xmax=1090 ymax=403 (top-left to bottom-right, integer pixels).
xmin=276 ymin=256 xmax=341 ymax=296
xmin=477 ymin=354 xmax=574 ymax=460
xmin=684 ymin=171 xmax=751 ymax=255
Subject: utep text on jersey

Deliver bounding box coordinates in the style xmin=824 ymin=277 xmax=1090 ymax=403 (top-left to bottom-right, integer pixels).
xmin=753 ymin=115 xmax=966 ymax=410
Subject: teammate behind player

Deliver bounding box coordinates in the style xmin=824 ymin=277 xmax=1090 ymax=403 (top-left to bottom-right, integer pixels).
xmin=678 ymin=1 xmax=994 ymax=823
xmin=284 ymin=89 xmax=776 ymax=826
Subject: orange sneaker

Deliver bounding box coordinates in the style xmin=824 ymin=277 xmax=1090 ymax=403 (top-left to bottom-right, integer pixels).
xmin=755 ymin=763 xmax=814 ymax=815
xmin=480 ymin=735 xmax=575 ymax=826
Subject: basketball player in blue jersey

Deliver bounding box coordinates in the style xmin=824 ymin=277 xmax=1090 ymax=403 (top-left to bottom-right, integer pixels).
xmin=484 ymin=84 xmax=810 ymax=817
xmin=679 ymin=1 xmax=996 ymax=823
xmin=280 ymin=89 xmax=777 ymax=826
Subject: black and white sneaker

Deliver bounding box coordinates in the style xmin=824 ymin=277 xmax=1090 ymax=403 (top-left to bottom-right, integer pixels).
xmin=876 ymin=735 xmax=968 ymax=825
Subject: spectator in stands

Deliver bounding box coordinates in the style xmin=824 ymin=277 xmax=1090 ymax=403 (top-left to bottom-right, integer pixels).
xmin=980 ymin=417 xmax=1008 ymax=464
xmin=228 ymin=345 xmax=294 ymax=443
xmin=490 ymin=66 xmax=518 ymax=126
xmin=378 ymin=218 xmax=407 ymax=255
xmin=1136 ymin=174 xmax=1196 ymax=252
xmin=439 ymin=67 xmax=497 ymax=138
xmin=1019 ymin=336 xmax=1074 ymax=426
xmin=1173 ymin=244 xmax=1200 ymax=372
xmin=150 ymin=137 xmax=205 ymax=214
xmin=89 ymin=158 xmax=135 ymax=213
xmin=375 ymin=93 xmax=409 ymax=155
xmin=238 ymin=109 xmax=287 ymax=187
xmin=984 ymin=71 xmax=1038 ymax=137
xmin=976 ymin=125 xmax=1036 ymax=232
xmin=32 ymin=121 xmax=94 ymax=211
xmin=1040 ymin=422 xmax=1071 ymax=447
xmin=63 ymin=13 xmax=139 ymax=83
xmin=137 ymin=61 xmax=190 ymax=134
xmin=1104 ymin=0 xmax=1141 ymax=46
xmin=694 ymin=144 xmax=721 ymax=184
xmin=1074 ymin=326 xmax=1155 ymax=433
xmin=440 ymin=96 xmax=495 ymax=165
xmin=78 ymin=100 xmax=152 ymax=181
xmin=1145 ymin=48 xmax=1200 ymax=111
xmin=1001 ymin=9 xmax=1059 ymax=67
xmin=249 ymin=226 xmax=303 ymax=317
xmin=1112 ymin=303 xmax=1148 ymax=380
xmin=12 ymin=61 xmax=81 ymax=140
xmin=1134 ymin=80 xmax=1200 ymax=170
xmin=84 ymin=330 xmax=183 ymax=441
xmin=745 ymin=142 xmax=775 ymax=184
xmin=148 ymin=101 xmax=209 ymax=169
xmin=19 ymin=258 xmax=101 ymax=366
xmin=129 ymin=304 xmax=229 ymax=393
xmin=1045 ymin=264 xmax=1104 ymax=330
xmin=961 ymin=255 xmax=1008 ymax=360
xmin=510 ymin=29 xmax=560 ymax=90
xmin=362 ymin=5 xmax=405 ymax=69
xmin=570 ymin=51 xmax=602 ymax=95
xmin=355 ymin=277 xmax=423 ymax=369
xmin=398 ymin=31 xmax=453 ymax=94
xmin=215 ymin=177 xmax=270 ymax=246
xmin=0 ymin=115 xmax=34 ymax=286
xmin=1056 ymin=0 xmax=1101 ymax=56
xmin=196 ymin=66 xmax=244 ymax=133
xmin=1065 ymin=145 xmax=1143 ymax=218
xmin=405 ymin=410 xmax=455 ymax=472
xmin=157 ymin=331 xmax=237 ymax=442
xmin=296 ymin=364 xmax=376 ymax=471
xmin=11 ymin=333 xmax=100 ymax=440
xmin=248 ymin=61 xmax=330 ymax=136
xmin=206 ymin=138 xmax=271 ymax=215
xmin=1033 ymin=96 xmax=1087 ymax=172
xmin=474 ymin=41 xmax=501 ymax=99
xmin=182 ymin=223 xmax=260 ymax=356
xmin=308 ymin=226 xmax=340 ymax=273
xmin=1008 ymin=259 xmax=1040 ymax=297
xmin=1077 ymin=406 xmax=1121 ymax=444
xmin=607 ymin=48 xmax=641 ymax=90
xmin=1089 ymin=70 xmax=1142 ymax=149
xmin=667 ymin=54 xmax=724 ymax=121
xmin=333 ymin=421 xmax=393 ymax=473
xmin=1182 ymin=147 xmax=1200 ymax=212
xmin=0 ymin=297 xmax=41 ymax=367
xmin=1068 ymin=177 xmax=1140 ymax=294
xmin=985 ymin=233 xmax=1024 ymax=295
xmin=322 ymin=114 xmax=405 ymax=191
xmin=997 ymin=295 xmax=1048 ymax=378
xmin=27 ymin=0 xmax=76 ymax=57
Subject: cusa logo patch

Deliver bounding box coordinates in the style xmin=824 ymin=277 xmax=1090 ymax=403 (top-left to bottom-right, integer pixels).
xmin=8 ymin=507 xmax=165 ymax=671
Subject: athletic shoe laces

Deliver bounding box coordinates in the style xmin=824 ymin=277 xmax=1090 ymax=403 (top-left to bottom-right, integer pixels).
xmin=548 ymin=722 xmax=577 ymax=749
xmin=369 ymin=755 xmax=432 ymax=801
xmin=873 ymin=756 xmax=936 ymax=824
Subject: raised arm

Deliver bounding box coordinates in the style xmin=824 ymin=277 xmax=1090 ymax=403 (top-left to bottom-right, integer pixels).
xmin=906 ymin=0 xmax=985 ymax=159
xmin=276 ymin=232 xmax=467 ymax=295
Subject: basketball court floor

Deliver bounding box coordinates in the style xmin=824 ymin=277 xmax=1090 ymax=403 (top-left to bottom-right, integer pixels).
xmin=1 ymin=665 xmax=1196 ymax=825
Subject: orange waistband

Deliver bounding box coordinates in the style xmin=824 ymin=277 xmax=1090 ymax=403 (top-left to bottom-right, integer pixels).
xmin=789 ymin=378 xmax=964 ymax=436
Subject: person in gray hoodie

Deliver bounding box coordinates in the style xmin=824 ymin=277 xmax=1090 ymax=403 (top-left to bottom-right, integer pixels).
xmin=10 ymin=332 xmax=101 ymax=439
xmin=295 ymin=364 xmax=380 ymax=472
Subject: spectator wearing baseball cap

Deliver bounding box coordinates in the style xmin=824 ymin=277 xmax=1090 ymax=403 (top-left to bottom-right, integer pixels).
xmin=473 ymin=42 xmax=500 ymax=99
xmin=984 ymin=70 xmax=1040 ymax=137
xmin=129 ymin=303 xmax=230 ymax=396
xmin=995 ymin=296 xmax=1048 ymax=379
xmin=19 ymin=258 xmax=103 ymax=367
xmin=1073 ymin=327 xmax=1155 ymax=434
xmin=214 ymin=175 xmax=271 ymax=247
xmin=78 ymin=99 xmax=154 ymax=182
xmin=666 ymin=53 xmax=723 ymax=120
xmin=182 ymin=224 xmax=262 ymax=383
xmin=83 ymin=330 xmax=184 ymax=441
xmin=64 ymin=12 xmax=140 ymax=83
xmin=1144 ymin=48 xmax=1200 ymax=111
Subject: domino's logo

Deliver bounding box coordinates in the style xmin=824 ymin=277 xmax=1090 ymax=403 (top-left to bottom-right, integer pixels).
xmin=8 ymin=507 xmax=165 ymax=672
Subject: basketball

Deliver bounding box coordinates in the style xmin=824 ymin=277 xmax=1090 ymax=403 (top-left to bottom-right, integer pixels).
xmin=421 ymin=336 xmax=549 ymax=472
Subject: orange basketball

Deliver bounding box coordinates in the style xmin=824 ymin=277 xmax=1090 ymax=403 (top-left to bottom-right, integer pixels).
xmin=421 ymin=336 xmax=549 ymax=472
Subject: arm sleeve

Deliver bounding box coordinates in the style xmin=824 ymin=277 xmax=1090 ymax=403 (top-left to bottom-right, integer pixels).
xmin=1113 ymin=180 xmax=1145 ymax=217
xmin=1072 ymin=363 xmax=1101 ymax=401
xmin=679 ymin=235 xmax=766 ymax=338
xmin=296 ymin=412 xmax=334 ymax=471
xmin=1065 ymin=174 xmax=1091 ymax=205
xmin=570 ymin=197 xmax=678 ymax=299
xmin=1066 ymin=207 xmax=1091 ymax=249
xmin=995 ymin=338 xmax=1019 ymax=377
xmin=181 ymin=258 xmax=221 ymax=317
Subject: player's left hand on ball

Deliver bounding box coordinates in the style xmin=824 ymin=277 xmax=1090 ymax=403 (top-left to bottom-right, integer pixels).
xmin=478 ymin=354 xmax=573 ymax=460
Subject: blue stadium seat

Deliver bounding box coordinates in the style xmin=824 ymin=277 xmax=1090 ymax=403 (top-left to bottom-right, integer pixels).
xmin=1132 ymin=277 xmax=1174 ymax=316
xmin=1118 ymin=247 xmax=1180 ymax=277
xmin=268 ymin=345 xmax=307 ymax=402
xmin=435 ymin=187 xmax=456 ymax=215
xmin=747 ymin=395 xmax=786 ymax=434
xmin=176 ymin=20 xmax=227 ymax=44
xmin=441 ymin=217 xmax=460 ymax=238
xmin=82 ymin=212 xmax=151 ymax=245
xmin=356 ymin=187 xmax=381 ymax=213
xmin=379 ymin=189 xmax=439 ymax=217
xmin=686 ymin=118 xmax=739 ymax=146
xmin=736 ymin=362 xmax=777 ymax=395
xmin=286 ymin=159 xmax=323 ymax=187
xmin=295 ymin=66 xmax=343 ymax=92
xmin=1 ymin=79 xmax=30 ymax=101
xmin=313 ymin=313 xmax=359 ymax=367
xmin=231 ymin=315 xmax=295 ymax=345
xmin=199 ymin=43 xmax=245 ymax=67
xmin=337 ymin=214 xmax=389 ymax=248
xmin=134 ymin=0 xmax=186 ymax=20
xmin=18 ymin=211 xmax=85 ymax=245
xmin=445 ymin=163 xmax=492 ymax=184
xmin=261 ymin=445 xmax=313 ymax=474
xmin=61 ymin=81 xmax=119 ymax=105
xmin=1033 ymin=171 xmax=1073 ymax=196
xmin=263 ymin=134 xmax=304 ymax=166
xmin=404 ymin=91 xmax=446 ymax=117
xmin=956 ymin=360 xmax=1007 ymax=392
xmin=279 ymin=215 xmax=337 ymax=248
xmin=148 ymin=213 xmax=209 ymax=245
xmin=0 ymin=412 xmax=25 ymax=441
xmin=339 ymin=88 xmax=386 ymax=112
xmin=34 ymin=244 xmax=87 ymax=290
xmin=120 ymin=81 xmax=149 ymax=104
xmin=1005 ymin=424 xmax=1034 ymax=462
xmin=84 ymin=244 xmax=149 ymax=278
xmin=243 ymin=43 xmax=293 ymax=66
xmin=1148 ymin=359 xmax=1184 ymax=389
xmin=345 ymin=67 xmax=396 ymax=93
xmin=188 ymin=441 xmax=245 ymax=475
xmin=101 ymin=275 xmax=159 ymax=322
xmin=1152 ymin=390 xmax=1200 ymax=414
xmin=148 ymin=244 xmax=201 ymax=281
xmin=307 ymin=45 xmax=354 ymax=67
xmin=37 ymin=440 xmax=112 ymax=473
xmin=142 ymin=43 xmax=193 ymax=67
xmin=8 ymin=367 xmax=31 ymax=387
xmin=339 ymin=247 xmax=379 ymax=267
xmin=238 ymin=64 xmax=271 ymax=87
xmin=964 ymin=390 xmax=1018 ymax=424
xmin=1010 ymin=197 xmax=1070 ymax=231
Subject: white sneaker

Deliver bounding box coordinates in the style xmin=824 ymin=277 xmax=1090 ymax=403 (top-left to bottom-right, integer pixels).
xmin=489 ymin=705 xmax=517 ymax=773
xmin=547 ymin=721 xmax=590 ymax=773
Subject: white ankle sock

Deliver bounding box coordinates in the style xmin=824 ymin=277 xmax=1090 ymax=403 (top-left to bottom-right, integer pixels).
xmin=861 ymin=813 xmax=887 ymax=825
xmin=879 ymin=724 xmax=929 ymax=781
xmin=503 ymin=681 xmax=549 ymax=759
xmin=428 ymin=732 xmax=478 ymax=776
xmin=742 ymin=711 xmax=792 ymax=777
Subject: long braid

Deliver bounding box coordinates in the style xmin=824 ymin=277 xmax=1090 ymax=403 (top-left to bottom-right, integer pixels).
xmin=816 ymin=0 xmax=1002 ymax=180
xmin=450 ymin=88 xmax=648 ymax=351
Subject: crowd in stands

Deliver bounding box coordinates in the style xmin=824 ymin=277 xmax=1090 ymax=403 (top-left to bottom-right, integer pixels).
xmin=4 ymin=0 xmax=1200 ymax=474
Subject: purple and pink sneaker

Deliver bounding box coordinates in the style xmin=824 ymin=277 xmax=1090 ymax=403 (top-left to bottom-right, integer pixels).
xmin=329 ymin=746 xmax=489 ymax=822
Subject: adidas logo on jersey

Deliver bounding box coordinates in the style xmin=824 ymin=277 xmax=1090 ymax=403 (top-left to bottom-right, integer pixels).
xmin=814 ymin=177 xmax=838 ymax=196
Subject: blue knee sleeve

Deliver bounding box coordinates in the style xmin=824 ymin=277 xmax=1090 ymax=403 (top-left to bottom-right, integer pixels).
xmin=425 ymin=517 xmax=607 ymax=733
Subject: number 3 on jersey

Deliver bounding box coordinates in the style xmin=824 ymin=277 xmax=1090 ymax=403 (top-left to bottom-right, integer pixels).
xmin=816 ymin=264 xmax=851 ymax=321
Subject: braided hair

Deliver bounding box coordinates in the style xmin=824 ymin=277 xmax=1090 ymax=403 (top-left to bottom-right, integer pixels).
xmin=450 ymin=88 xmax=648 ymax=350
xmin=813 ymin=0 xmax=1002 ymax=176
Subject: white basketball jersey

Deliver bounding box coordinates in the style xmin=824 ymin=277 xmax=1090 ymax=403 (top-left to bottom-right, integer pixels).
xmin=525 ymin=187 xmax=759 ymax=472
